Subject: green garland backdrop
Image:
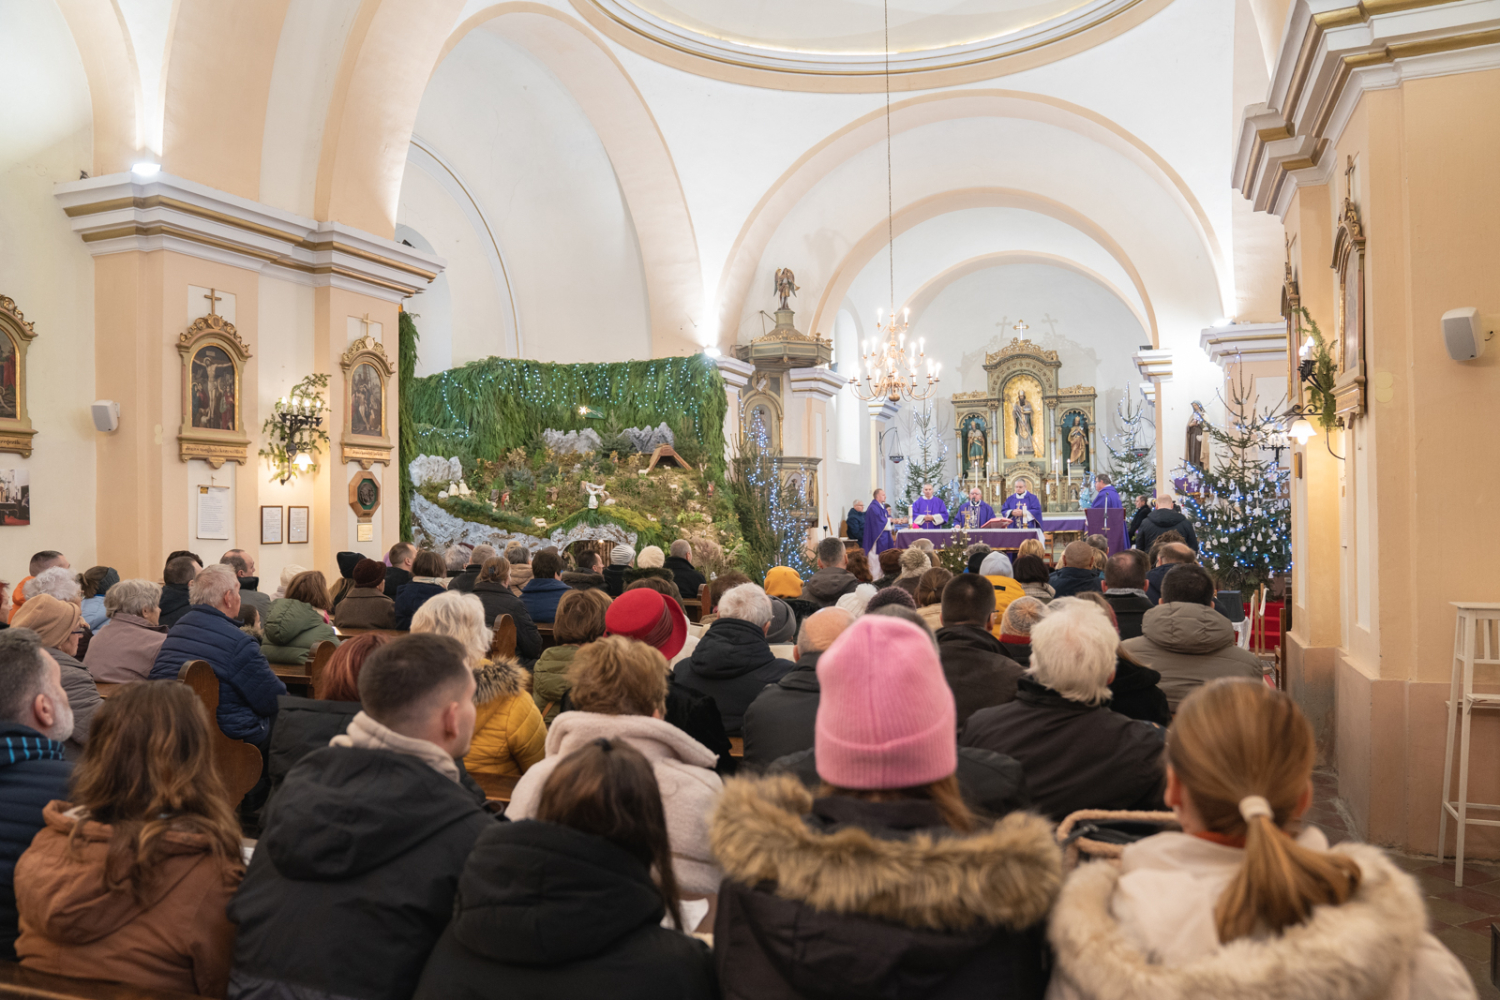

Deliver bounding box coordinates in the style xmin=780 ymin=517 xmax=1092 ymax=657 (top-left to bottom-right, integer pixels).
xmin=397 ymin=314 xmax=730 ymax=544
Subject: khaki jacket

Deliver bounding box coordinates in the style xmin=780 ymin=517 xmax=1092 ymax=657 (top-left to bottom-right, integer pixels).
xmin=1120 ymin=602 xmax=1265 ymax=710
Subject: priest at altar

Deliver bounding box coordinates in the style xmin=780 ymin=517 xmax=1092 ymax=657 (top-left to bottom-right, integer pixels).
xmin=954 ymin=487 xmax=995 ymax=529
xmin=864 ymin=488 xmax=894 ymax=555
xmin=910 ymin=483 xmax=949 ymax=527
xmin=1001 ymin=479 xmax=1043 ymax=527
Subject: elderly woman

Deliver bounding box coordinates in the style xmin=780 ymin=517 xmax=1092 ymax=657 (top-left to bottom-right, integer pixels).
xmin=959 ymin=597 xmax=1166 ymax=821
xmin=411 ymin=591 xmax=545 ymax=779
xmin=81 ymin=579 xmax=167 ymax=684
xmin=262 ymin=571 xmax=340 ymax=665
xmin=893 ymin=548 xmax=931 ymax=598
xmin=11 ymin=594 xmax=103 ymax=758
xmin=914 ymin=566 xmax=953 ymax=631
xmin=997 ymin=595 xmax=1046 ymax=667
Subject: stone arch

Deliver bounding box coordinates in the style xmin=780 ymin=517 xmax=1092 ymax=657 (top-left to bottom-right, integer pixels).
xmin=716 ymin=88 xmax=1229 ymax=345
xmin=810 ymin=189 xmax=1160 ymax=349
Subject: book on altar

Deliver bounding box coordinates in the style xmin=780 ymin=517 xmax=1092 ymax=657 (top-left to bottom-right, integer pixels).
xmin=980 ymin=518 xmax=1015 ymax=529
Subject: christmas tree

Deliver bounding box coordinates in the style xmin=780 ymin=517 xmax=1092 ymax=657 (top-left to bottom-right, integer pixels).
xmin=899 ymin=402 xmax=962 ymax=517
xmin=729 ymin=415 xmax=812 ymax=580
xmin=1105 ymin=389 xmax=1157 ymax=501
xmin=1173 ymin=375 xmax=1291 ymax=592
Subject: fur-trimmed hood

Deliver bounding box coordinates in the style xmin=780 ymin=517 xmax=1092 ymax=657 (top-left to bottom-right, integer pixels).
xmin=472 ymin=657 xmax=526 ymax=705
xmin=711 ymin=774 xmax=1060 ymax=932
xmin=1048 ymin=841 xmax=1470 ymax=1000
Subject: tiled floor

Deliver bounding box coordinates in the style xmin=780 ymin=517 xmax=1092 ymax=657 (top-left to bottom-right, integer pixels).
xmin=1309 ymin=768 xmax=1500 ymax=997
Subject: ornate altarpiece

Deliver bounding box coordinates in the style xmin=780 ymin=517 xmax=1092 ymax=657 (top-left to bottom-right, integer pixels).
xmin=951 ymin=339 xmax=1097 ymax=511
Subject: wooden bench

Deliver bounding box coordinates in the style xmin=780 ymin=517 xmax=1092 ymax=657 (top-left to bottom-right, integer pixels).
xmin=272 ymin=640 xmax=340 ymax=697
xmin=535 ymin=624 xmax=555 ymax=650
xmin=729 ymin=737 xmax=743 ymax=758
xmin=473 ymin=771 xmax=519 ymax=804
xmin=682 ymin=598 xmax=702 ymax=623
xmin=95 ymin=682 xmax=122 ymax=699
xmin=0 ymin=960 xmax=207 ymax=999
xmin=487 ymin=614 xmax=516 ymax=660
xmin=177 ymin=660 xmax=262 ymax=807
xmin=332 ymin=627 xmax=406 ymax=639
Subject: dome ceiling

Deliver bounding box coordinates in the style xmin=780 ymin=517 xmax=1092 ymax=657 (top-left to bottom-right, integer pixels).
xmin=580 ymin=0 xmax=1145 ymax=75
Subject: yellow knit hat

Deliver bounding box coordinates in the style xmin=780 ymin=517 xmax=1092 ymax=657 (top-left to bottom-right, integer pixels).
xmin=763 ymin=566 xmax=803 ymax=599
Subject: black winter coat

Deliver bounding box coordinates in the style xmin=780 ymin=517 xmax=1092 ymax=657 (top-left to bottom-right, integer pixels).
xmin=261 ymin=696 xmax=358 ymax=821
xmin=414 ymin=821 xmax=717 ymax=1000
xmin=935 ymin=624 xmax=1026 ymax=727
xmin=383 ymin=567 xmax=412 ymax=599
xmin=602 ymin=565 xmax=627 ymax=597
xmin=999 ymin=638 xmax=1031 ymax=668
xmin=0 ymin=724 xmax=70 ymax=960
xmin=446 ymin=563 xmax=483 ymax=593
xmin=228 ymin=746 xmax=493 ymax=1000
xmin=712 ymin=776 xmax=1057 ymax=1000
xmin=392 ymin=581 xmax=446 ymax=631
xmin=770 ymin=746 xmax=1031 ymax=821
xmin=1103 ymin=590 xmax=1153 ymax=640
xmin=666 ymin=679 xmax=735 ymax=776
xmin=663 ymin=556 xmax=706 ymax=601
xmin=673 ymin=617 xmax=794 ymax=735
xmin=1127 ymin=502 xmax=1151 ymax=544
xmin=960 ymin=677 xmax=1166 ymax=821
xmin=1109 ymin=657 xmax=1172 ymax=726
xmin=1133 ymin=508 xmax=1199 ymax=553
xmin=741 ymin=651 xmax=822 ymax=771
xmin=1048 ymin=566 xmax=1102 ymax=599
xmin=157 ymin=583 xmax=192 ymax=629
xmin=471 ymin=582 xmax=543 ymax=661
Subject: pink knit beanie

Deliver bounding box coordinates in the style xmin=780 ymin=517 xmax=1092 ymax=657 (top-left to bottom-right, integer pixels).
xmin=814 ymin=615 xmax=956 ymax=790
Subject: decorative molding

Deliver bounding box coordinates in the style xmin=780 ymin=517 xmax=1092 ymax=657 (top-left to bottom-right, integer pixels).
xmin=867 ymin=398 xmax=901 ymax=422
xmin=786 ymin=366 xmax=847 ymax=400
xmin=952 ymin=389 xmax=988 ymax=400
xmin=1234 ymin=0 xmax=1500 ymax=219
xmin=713 ymin=355 xmax=755 ymax=391
xmin=1056 ymin=383 xmax=1097 ymax=397
xmin=53 ymin=173 xmax=447 ymax=303
xmin=1140 ymin=382 xmax=1157 ymax=404
xmin=1133 ymin=348 xmax=1173 ymax=382
xmin=1199 ymin=322 xmax=1289 ymax=365
xmin=985 ymin=337 xmax=1061 ymax=367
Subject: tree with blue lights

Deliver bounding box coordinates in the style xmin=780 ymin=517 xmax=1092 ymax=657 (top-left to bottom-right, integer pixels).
xmin=1174 ymin=377 xmax=1290 ymax=592
xmin=1105 ymin=391 xmax=1157 ymax=502
xmin=730 ymin=413 xmax=812 ymax=580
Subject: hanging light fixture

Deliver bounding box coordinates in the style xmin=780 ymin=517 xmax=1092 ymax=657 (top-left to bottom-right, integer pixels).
xmin=849 ymin=0 xmax=939 ymax=404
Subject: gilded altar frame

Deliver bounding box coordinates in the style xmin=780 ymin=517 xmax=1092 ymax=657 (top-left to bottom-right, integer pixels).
xmin=177 ymin=314 xmax=251 ymax=468
xmin=339 ymin=336 xmax=395 ymax=469
xmin=0 ymin=296 xmax=39 ymax=457
xmin=1331 ymin=197 xmax=1367 ymax=420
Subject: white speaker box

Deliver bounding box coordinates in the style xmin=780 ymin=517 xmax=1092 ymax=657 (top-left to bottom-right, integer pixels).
xmin=1442 ymin=307 xmax=1483 ymax=361
xmin=91 ymin=400 xmax=119 ymax=432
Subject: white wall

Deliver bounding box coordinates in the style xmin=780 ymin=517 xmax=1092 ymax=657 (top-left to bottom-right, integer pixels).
xmin=0 ymin=0 xmax=97 ymax=579
xmin=399 ymin=27 xmax=651 ymax=371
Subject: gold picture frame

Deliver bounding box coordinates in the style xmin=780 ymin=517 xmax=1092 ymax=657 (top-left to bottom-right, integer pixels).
xmin=1331 ymin=197 xmax=1366 ymax=420
xmin=177 ymin=313 xmax=251 ymax=467
xmin=339 ymin=336 xmax=394 ymax=469
xmin=0 ymin=296 xmax=38 ymax=457
xmin=348 ymin=469 xmax=381 ymax=522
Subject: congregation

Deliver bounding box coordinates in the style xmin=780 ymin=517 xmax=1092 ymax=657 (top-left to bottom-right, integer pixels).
xmin=0 ymin=528 xmax=1474 ymax=1000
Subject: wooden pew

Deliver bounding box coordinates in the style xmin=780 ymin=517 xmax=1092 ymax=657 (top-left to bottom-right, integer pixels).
xmin=488 ymin=614 xmax=516 ymax=660
xmin=95 ymin=682 xmax=122 ymax=699
xmin=177 ymin=660 xmax=262 ymax=808
xmin=535 ymin=624 xmax=555 ymax=651
xmin=0 ymin=961 xmax=207 ymax=999
xmin=729 ymin=737 xmax=743 ymax=758
xmin=473 ymin=771 xmax=518 ymax=804
xmin=682 ymin=598 xmax=702 ymax=623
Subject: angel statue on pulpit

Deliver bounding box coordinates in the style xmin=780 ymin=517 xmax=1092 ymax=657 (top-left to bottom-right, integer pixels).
xmin=773 ymin=268 xmax=799 ymax=310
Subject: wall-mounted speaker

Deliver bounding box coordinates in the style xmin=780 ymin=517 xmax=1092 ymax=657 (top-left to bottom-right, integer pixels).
xmin=1442 ymin=308 xmax=1484 ymax=362
xmin=91 ymin=400 xmax=119 ymax=433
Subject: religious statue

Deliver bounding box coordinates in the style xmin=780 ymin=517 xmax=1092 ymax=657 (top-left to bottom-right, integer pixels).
xmin=583 ymin=481 xmax=609 ymax=509
xmin=773 ymin=268 xmax=799 ymax=310
xmin=1068 ymin=422 xmax=1087 ymax=464
xmin=967 ymin=427 xmax=985 ymax=470
xmin=1186 ymin=400 xmax=1209 ymax=470
xmin=1014 ymin=390 xmax=1036 ymax=457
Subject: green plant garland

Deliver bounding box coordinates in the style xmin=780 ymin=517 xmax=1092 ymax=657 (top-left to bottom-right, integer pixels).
xmin=398 ymin=311 xmax=420 ymax=542
xmin=1293 ymin=307 xmax=1338 ymax=432
xmin=259 ymin=373 xmax=331 ymax=484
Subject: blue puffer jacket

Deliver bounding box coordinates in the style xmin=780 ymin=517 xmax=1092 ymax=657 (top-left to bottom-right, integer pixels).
xmin=150 ymin=604 xmax=286 ymax=747
xmin=519 ymin=577 xmax=572 ymax=624
xmin=393 ymin=581 xmax=447 ymax=631
xmin=0 ymin=723 xmax=71 ymax=960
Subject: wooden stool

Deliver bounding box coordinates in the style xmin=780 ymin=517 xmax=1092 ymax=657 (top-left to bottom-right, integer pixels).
xmin=1438 ymin=602 xmax=1500 ymax=886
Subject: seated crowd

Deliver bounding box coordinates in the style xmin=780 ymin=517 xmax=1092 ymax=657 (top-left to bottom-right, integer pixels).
xmin=0 ymin=527 xmax=1473 ymax=1000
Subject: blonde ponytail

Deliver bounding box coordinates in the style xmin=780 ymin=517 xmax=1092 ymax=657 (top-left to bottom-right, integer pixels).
xmin=1168 ymin=680 xmax=1362 ymax=943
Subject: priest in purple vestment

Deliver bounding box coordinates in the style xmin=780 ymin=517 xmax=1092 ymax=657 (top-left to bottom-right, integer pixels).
xmin=1001 ymin=478 xmax=1044 ymax=528
xmin=864 ymin=488 xmax=894 ymax=555
xmin=1090 ymin=473 xmax=1122 ymax=509
xmin=910 ymin=483 xmax=949 ymax=528
xmin=954 ymin=486 xmax=995 ymax=529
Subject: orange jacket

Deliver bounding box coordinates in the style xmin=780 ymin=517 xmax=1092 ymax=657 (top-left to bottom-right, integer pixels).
xmin=15 ymin=802 xmax=244 ymax=997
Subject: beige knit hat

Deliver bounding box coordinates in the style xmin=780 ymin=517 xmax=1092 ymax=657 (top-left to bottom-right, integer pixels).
xmin=12 ymin=594 xmax=83 ymax=648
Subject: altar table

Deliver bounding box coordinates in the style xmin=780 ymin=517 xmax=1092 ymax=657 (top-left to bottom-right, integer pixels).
xmin=895 ymin=528 xmax=1046 ymax=550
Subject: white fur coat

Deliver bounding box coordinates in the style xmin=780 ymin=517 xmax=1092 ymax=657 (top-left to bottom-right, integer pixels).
xmin=1046 ymin=829 xmax=1476 ymax=1000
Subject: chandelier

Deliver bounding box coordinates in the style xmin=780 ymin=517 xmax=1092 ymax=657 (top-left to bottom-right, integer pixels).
xmin=848 ymin=0 xmax=939 ymax=405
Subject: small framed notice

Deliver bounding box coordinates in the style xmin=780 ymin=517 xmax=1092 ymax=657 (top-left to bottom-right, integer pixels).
xmin=260 ymin=505 xmax=283 ymax=544
xmin=357 ymin=522 xmax=374 ymax=542
xmin=196 ymin=485 xmax=230 ymax=540
xmin=288 ymin=505 xmax=310 ymax=544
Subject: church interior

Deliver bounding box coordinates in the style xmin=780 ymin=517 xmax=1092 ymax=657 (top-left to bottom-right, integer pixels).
xmin=2 ymin=0 xmax=1500 ymax=995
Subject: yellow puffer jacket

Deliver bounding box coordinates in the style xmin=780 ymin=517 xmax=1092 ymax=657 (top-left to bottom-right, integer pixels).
xmin=986 ymin=575 xmax=1027 ymax=637
xmin=463 ymin=658 xmax=547 ymax=778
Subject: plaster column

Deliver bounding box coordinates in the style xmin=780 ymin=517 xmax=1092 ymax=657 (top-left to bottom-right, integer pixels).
xmin=714 ymin=355 xmax=753 ymax=458
xmin=1133 ymin=349 xmax=1173 ymax=494
xmin=867 ymin=398 xmax=900 ymax=494
xmin=787 ymin=367 xmax=846 ymax=533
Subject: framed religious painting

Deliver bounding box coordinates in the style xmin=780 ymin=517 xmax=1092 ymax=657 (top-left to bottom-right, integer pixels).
xmin=339 ymin=336 xmax=394 ymax=468
xmin=1331 ymin=196 xmax=1367 ymax=419
xmin=177 ymin=313 xmax=252 ymax=467
xmin=0 ymin=296 xmax=38 ymax=457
